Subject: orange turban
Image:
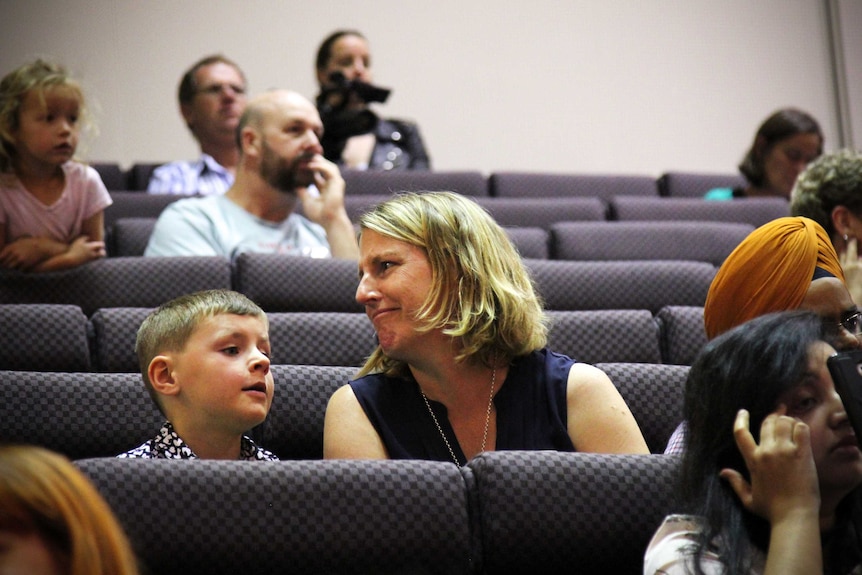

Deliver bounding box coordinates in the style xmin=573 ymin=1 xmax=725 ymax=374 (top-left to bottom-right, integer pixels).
xmin=703 ymin=216 xmax=845 ymax=339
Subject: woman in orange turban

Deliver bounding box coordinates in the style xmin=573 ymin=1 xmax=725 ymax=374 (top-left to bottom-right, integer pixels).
xmin=665 ymin=216 xmax=859 ymax=454
xmin=704 ymin=216 xmax=847 ymax=339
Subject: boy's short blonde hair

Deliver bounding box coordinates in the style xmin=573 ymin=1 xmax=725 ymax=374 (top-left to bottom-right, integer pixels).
xmin=357 ymin=191 xmax=548 ymax=378
xmin=0 ymin=59 xmax=88 ymax=172
xmin=135 ymin=290 xmax=268 ymax=407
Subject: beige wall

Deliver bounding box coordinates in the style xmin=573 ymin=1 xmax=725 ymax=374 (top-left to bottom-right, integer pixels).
xmin=0 ymin=0 xmax=854 ymax=176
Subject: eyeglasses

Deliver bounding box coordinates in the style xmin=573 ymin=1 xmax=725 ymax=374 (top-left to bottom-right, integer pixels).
xmin=835 ymin=311 xmax=862 ymax=337
xmin=196 ymin=83 xmax=246 ymax=97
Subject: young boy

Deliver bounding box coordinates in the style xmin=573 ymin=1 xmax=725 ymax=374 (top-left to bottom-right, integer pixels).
xmin=119 ymin=289 xmax=278 ymax=460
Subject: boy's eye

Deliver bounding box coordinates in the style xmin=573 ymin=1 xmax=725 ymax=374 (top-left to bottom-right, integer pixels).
xmin=222 ymin=346 xmax=240 ymax=355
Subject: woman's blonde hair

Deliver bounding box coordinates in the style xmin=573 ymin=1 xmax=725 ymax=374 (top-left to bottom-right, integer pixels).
xmin=0 ymin=59 xmax=88 ymax=172
xmin=357 ymin=191 xmax=548 ymax=377
xmin=0 ymin=445 xmax=140 ymax=575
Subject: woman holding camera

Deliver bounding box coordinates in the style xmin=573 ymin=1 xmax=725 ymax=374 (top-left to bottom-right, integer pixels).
xmin=314 ymin=30 xmax=430 ymax=171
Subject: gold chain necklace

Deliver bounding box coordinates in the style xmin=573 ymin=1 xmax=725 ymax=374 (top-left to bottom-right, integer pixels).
xmin=420 ymin=365 xmax=497 ymax=466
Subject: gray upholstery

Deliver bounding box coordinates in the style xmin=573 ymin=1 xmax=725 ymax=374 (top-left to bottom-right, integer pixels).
xmin=0 ymin=256 xmax=232 ymax=316
xmin=504 ymin=227 xmax=549 ymax=259
xmin=107 ymin=217 xmax=157 ymax=257
xmin=473 ymin=196 xmax=608 ymax=228
xmin=89 ymin=307 xmax=152 ymax=372
xmin=91 ymin=162 xmax=127 ymax=190
xmin=103 ymin=191 xmax=184 ymax=229
xmin=656 ymin=305 xmax=707 ymax=366
xmin=550 ymin=221 xmax=752 ymax=266
xmin=546 ymin=309 xmax=661 ymax=364
xmin=658 ymin=171 xmax=748 ymax=197
xmin=466 ymin=450 xmax=680 ymax=574
xmin=524 ymin=258 xmax=716 ymax=313
xmin=610 ymin=196 xmax=790 ymax=228
xmin=0 ymin=370 xmax=162 ymax=458
xmin=267 ymin=312 xmax=375 ymax=366
xmin=77 ymin=458 xmax=474 ymax=575
xmin=0 ymin=304 xmax=91 ymax=372
xmin=262 ymin=364 xmax=356 ymax=459
xmin=126 ymin=162 xmax=163 ymax=191
xmin=342 ymin=195 xmax=609 ymax=230
xmin=342 ymin=168 xmax=488 ymax=196
xmin=233 ymin=254 xmax=362 ymax=313
xmin=596 ymin=362 xmax=689 ymax=453
xmin=489 ymin=171 xmax=658 ymax=200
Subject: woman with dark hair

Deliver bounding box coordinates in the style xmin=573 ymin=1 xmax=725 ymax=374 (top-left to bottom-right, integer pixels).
xmin=314 ymin=29 xmax=430 ymax=171
xmin=705 ymin=108 xmax=823 ymax=200
xmin=645 ymin=311 xmax=862 ymax=574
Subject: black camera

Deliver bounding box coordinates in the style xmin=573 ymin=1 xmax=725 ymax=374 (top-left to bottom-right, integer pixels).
xmin=316 ymin=72 xmax=392 ymax=155
xmin=827 ymin=350 xmax=862 ymax=439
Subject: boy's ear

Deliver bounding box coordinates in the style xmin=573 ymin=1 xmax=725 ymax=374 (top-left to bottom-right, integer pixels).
xmin=148 ymin=355 xmax=181 ymax=397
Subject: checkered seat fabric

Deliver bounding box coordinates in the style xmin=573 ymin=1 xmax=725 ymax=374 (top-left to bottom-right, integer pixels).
xmin=465 ymin=450 xmax=680 ymax=574
xmin=260 ymin=364 xmax=357 ymax=459
xmin=550 ymin=221 xmax=752 ymax=266
xmin=234 ymin=253 xmax=362 ymax=313
xmin=656 ymin=305 xmax=707 ymax=366
xmin=0 ymin=370 xmax=161 ymax=459
xmin=546 ymin=309 xmax=661 ymax=364
xmin=0 ymin=304 xmax=91 ymax=371
xmin=489 ymin=172 xmax=658 ymax=200
xmin=596 ymin=362 xmax=689 ymax=453
xmin=524 ymin=258 xmax=716 ymax=313
xmin=76 ymin=458 xmax=474 ymax=575
xmin=0 ymin=256 xmax=231 ymax=316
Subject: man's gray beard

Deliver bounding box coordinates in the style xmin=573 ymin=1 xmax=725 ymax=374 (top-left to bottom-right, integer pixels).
xmin=260 ymin=144 xmax=314 ymax=193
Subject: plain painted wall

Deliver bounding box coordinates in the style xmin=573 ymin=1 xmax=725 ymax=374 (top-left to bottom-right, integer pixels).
xmin=0 ymin=0 xmax=856 ymax=176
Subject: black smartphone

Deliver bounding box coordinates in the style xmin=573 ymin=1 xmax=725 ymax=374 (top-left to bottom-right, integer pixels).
xmin=827 ymin=350 xmax=862 ymax=440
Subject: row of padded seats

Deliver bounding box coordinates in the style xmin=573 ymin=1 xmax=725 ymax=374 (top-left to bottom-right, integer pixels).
xmin=0 ymin=254 xmax=717 ymax=316
xmin=73 ymin=451 xmax=679 ymax=574
xmin=0 ymin=361 xmax=687 ymax=459
xmin=0 ymin=304 xmax=707 ymax=372
xmin=102 ymin=190 xmax=790 ymax=238
xmin=107 ymin=217 xmax=755 ymax=265
xmin=93 ymin=162 xmax=748 ymax=199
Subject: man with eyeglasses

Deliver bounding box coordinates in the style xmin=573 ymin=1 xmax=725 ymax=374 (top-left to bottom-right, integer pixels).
xmin=148 ymin=55 xmax=247 ymax=195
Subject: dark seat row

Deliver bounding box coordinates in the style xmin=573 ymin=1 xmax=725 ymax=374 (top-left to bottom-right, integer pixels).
xmin=103 ymin=190 xmax=789 ymax=240
xmin=75 ymin=450 xmax=679 ymax=575
xmin=0 ymin=304 xmax=707 ymax=372
xmin=94 ymin=162 xmax=748 ymax=199
xmin=108 ymin=216 xmax=754 ymax=265
xmin=0 ymin=254 xmax=717 ymax=316
xmin=1 ymin=361 xmax=688 ymax=459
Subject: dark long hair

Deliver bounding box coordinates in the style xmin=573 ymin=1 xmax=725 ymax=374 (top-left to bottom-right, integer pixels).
xmin=680 ymin=310 xmax=862 ymax=574
xmin=739 ymin=108 xmax=822 ymax=187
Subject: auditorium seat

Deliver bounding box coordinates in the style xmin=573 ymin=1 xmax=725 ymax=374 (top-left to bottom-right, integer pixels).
xmin=656 ymin=305 xmax=707 ymax=366
xmin=596 ymin=362 xmax=689 ymax=453
xmin=546 ymin=309 xmax=661 ymax=364
xmin=126 ymin=162 xmax=164 ymax=191
xmin=0 ymin=370 xmax=161 ymax=459
xmin=91 ymin=162 xmax=127 ymax=190
xmin=0 ymin=304 xmax=91 ymax=372
xmin=524 ymin=258 xmax=715 ymax=313
xmin=488 ymin=171 xmax=658 ymax=201
xmin=233 ymin=253 xmax=362 ymax=313
xmin=103 ymin=191 xmax=185 ymax=231
xmin=503 ymin=227 xmax=549 ymax=259
xmin=77 ymin=458 xmax=474 ymax=575
xmin=107 ymin=217 xmax=157 ymax=257
xmin=466 ymin=451 xmax=679 ymax=574
xmin=342 ymin=168 xmax=488 ymax=196
xmin=657 ymin=171 xmax=748 ymax=197
xmin=610 ymin=196 xmax=789 ymax=228
xmin=0 ymin=256 xmax=232 ymax=316
xmin=89 ymin=307 xmax=151 ymax=372
xmin=261 ymin=364 xmax=356 ymax=459
xmin=473 ymin=196 xmax=608 ymax=228
xmin=550 ymin=221 xmax=752 ymax=266
xmin=267 ymin=313 xmax=375 ymax=367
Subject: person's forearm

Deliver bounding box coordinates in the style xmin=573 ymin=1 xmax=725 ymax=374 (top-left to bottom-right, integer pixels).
xmin=763 ymin=508 xmax=822 ymax=575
